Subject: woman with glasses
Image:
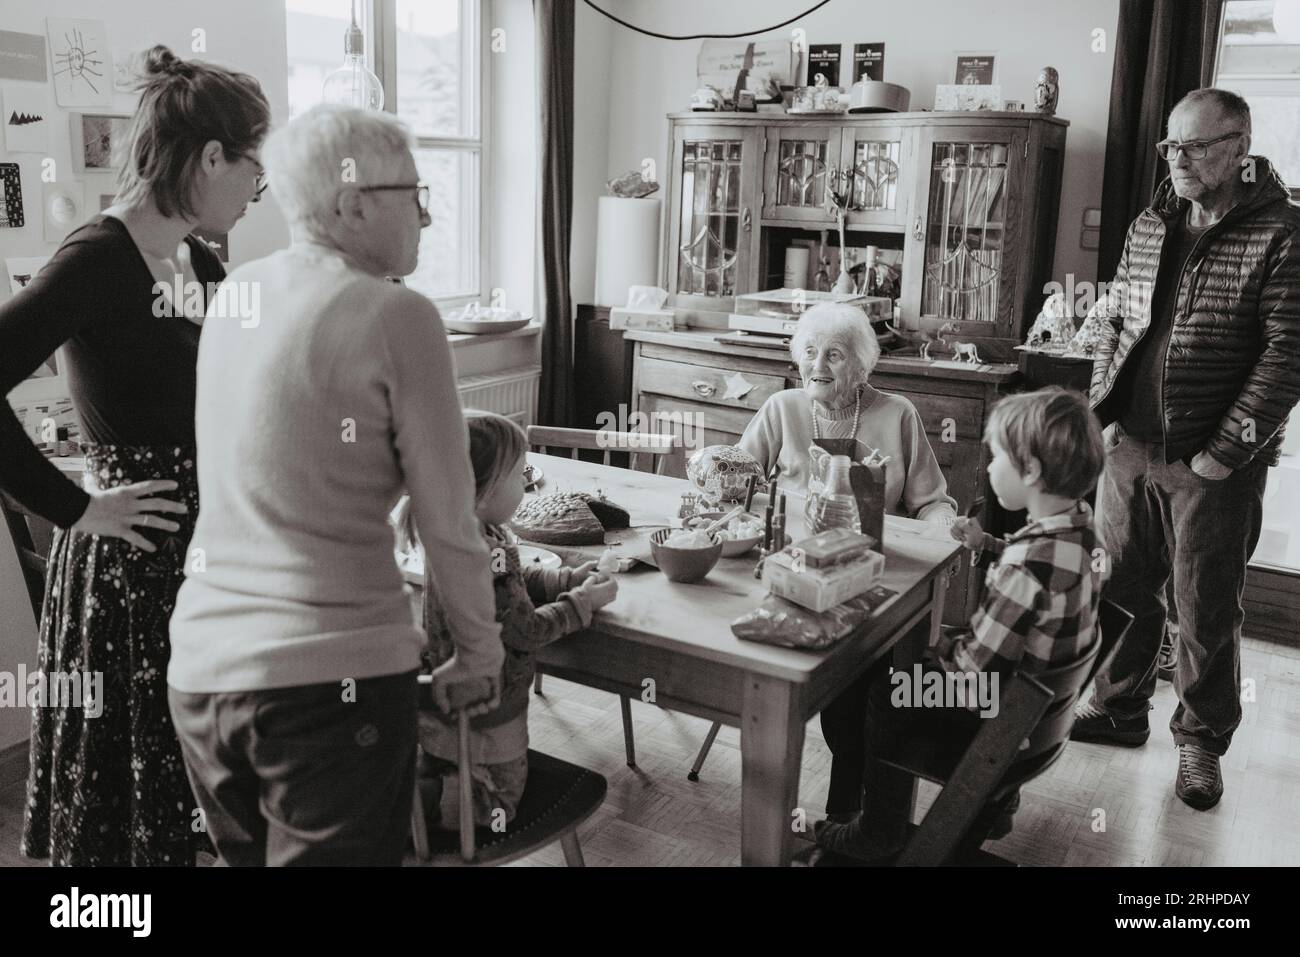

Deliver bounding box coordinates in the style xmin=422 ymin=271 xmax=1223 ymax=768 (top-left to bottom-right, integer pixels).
xmin=166 ymin=104 xmax=502 ymax=865
xmin=0 ymin=45 xmax=269 ymax=865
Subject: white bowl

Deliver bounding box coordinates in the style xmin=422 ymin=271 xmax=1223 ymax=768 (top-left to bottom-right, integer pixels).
xmin=444 ymin=316 xmax=532 ymax=334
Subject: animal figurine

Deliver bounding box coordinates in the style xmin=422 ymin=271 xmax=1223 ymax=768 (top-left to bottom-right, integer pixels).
xmin=950 ymin=341 xmax=983 ymax=364
xmin=1035 ymin=67 xmax=1059 ymax=116
xmin=884 ymin=320 xmax=960 ymax=360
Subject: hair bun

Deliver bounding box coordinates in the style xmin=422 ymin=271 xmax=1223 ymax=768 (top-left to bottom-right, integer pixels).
xmin=139 ymin=45 xmax=189 ymax=80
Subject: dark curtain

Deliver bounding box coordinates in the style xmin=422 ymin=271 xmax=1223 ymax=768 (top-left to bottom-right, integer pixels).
xmin=535 ymin=0 xmax=576 ymax=427
xmin=1097 ymin=0 xmax=1224 ymax=281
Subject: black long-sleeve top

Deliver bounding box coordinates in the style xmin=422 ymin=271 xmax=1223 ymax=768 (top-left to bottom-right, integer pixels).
xmin=0 ymin=215 xmax=225 ymax=527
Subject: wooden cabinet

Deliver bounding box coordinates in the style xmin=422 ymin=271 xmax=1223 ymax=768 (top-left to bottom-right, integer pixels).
xmin=643 ymin=110 xmax=1065 ymax=624
xmin=627 ymin=329 xmax=1017 ymax=627
xmin=663 ymin=112 xmax=1068 ymax=358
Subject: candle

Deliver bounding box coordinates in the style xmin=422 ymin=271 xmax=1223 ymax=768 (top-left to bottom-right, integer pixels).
xmin=743 ymin=473 xmax=758 ymax=513
xmin=764 ymin=504 xmax=774 ymax=549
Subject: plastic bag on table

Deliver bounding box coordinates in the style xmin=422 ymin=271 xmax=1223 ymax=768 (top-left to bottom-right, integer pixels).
xmin=731 ymin=586 xmax=897 ymax=651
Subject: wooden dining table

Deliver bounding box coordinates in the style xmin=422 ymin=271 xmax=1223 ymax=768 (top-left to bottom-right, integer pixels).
xmin=408 ymin=452 xmax=963 ymax=866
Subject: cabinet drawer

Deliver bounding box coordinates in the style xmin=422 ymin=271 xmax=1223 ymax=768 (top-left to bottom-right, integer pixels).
xmin=883 ymin=389 xmax=983 ymax=441
xmin=638 ymin=394 xmax=750 ymax=477
xmin=638 ymin=357 xmax=785 ymax=413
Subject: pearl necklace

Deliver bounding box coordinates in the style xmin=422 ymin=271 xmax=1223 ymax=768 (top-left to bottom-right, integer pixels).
xmin=812 ymin=386 xmax=862 ymax=440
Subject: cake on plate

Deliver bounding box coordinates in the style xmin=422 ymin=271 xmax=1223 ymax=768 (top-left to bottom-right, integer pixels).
xmin=510 ymin=492 xmax=631 ymax=546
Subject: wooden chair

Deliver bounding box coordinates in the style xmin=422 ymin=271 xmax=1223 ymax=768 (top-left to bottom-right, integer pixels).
xmin=525 ymin=425 xmax=682 ymax=475
xmin=525 ymin=425 xmax=681 ymax=768
xmin=409 ymin=677 xmax=607 ymax=866
xmin=874 ymin=597 xmax=1134 ymax=866
xmin=1 ymin=491 xmax=48 ymax=623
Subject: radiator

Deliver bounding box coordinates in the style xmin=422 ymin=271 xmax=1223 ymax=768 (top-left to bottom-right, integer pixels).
xmin=456 ymin=365 xmax=541 ymax=428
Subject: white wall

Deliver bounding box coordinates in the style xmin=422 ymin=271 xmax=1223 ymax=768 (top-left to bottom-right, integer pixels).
xmin=572 ymin=0 xmax=1122 ymax=299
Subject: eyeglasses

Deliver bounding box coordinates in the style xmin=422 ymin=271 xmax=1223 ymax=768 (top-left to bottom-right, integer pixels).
xmin=1155 ymin=131 xmax=1245 ymax=161
xmin=358 ymin=183 xmax=430 ymax=214
xmin=238 ymin=152 xmax=268 ymax=202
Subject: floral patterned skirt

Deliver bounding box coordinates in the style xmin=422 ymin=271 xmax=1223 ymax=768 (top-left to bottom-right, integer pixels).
xmin=21 ymin=444 xmax=202 ymax=866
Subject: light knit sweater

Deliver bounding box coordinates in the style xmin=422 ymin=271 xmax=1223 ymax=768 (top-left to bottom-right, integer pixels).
xmin=739 ymin=385 xmax=959 ymax=521
xmin=168 ymin=242 xmax=501 ymax=693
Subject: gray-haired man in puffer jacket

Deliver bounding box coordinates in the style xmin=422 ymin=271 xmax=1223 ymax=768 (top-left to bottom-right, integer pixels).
xmin=1072 ymin=88 xmax=1300 ymax=810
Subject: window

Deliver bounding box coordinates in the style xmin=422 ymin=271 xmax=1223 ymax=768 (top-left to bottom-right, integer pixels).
xmin=285 ymin=0 xmax=486 ymax=305
xmin=1213 ymin=2 xmax=1300 ymax=574
xmin=1213 ymin=0 xmax=1300 ymax=200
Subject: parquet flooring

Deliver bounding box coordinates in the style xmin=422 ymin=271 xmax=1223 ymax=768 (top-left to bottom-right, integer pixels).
xmin=2 ymin=635 xmax=1297 ymax=867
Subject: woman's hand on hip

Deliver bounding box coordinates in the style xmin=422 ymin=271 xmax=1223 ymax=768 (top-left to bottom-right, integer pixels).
xmin=70 ymin=479 xmax=188 ymax=552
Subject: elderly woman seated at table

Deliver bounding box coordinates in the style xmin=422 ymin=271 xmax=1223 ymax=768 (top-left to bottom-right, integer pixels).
xmin=739 ymin=302 xmax=958 ymax=523
xmin=740 ymin=301 xmax=959 ymax=822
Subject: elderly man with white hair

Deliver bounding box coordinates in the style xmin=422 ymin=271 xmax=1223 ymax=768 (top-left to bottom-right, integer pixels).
xmin=167 ymin=105 xmax=504 ymax=866
xmin=739 ymin=301 xmax=958 ymax=821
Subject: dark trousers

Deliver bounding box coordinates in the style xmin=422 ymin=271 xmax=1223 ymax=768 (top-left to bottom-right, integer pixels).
xmin=168 ymin=670 xmax=418 ymax=866
xmin=829 ymin=662 xmax=987 ymax=854
xmin=1090 ymin=427 xmax=1267 ymax=755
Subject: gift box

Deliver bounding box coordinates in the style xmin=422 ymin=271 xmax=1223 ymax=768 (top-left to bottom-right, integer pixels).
xmin=763 ymin=545 xmax=886 ymax=613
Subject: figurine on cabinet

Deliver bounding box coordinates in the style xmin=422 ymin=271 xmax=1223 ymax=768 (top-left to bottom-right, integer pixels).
xmin=1034 ymin=67 xmax=1059 ymax=115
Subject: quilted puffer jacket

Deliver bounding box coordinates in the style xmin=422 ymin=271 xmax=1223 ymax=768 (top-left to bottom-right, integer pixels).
xmin=1089 ymin=155 xmax=1300 ymax=468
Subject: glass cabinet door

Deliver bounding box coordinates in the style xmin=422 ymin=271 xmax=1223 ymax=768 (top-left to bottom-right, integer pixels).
xmin=906 ymin=129 xmax=1024 ymax=333
xmin=762 ymin=126 xmax=840 ymax=223
xmin=669 ymin=128 xmax=759 ymax=307
xmin=839 ymin=126 xmax=911 ymax=227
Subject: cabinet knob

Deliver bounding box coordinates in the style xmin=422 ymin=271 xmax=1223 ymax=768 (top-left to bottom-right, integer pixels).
xmin=741 ymin=207 xmax=752 ymax=232
xmin=913 ymin=215 xmax=924 ymax=241
xmin=692 ymin=380 xmax=717 ymax=398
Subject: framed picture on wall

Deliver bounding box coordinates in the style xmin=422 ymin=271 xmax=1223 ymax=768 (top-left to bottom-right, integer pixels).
xmin=70 ymin=111 xmax=132 ymax=173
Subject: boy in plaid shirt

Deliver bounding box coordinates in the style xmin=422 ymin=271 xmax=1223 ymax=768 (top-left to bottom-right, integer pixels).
xmin=814 ymin=387 xmax=1106 ymax=863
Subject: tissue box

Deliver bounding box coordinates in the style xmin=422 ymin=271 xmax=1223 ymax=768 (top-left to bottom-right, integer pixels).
xmin=763 ymin=547 xmax=886 ymax=613
xmin=609 ymin=307 xmax=677 ymax=332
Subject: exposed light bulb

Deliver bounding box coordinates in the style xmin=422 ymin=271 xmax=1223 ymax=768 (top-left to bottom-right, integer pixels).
xmin=322 ymin=3 xmax=384 ymax=110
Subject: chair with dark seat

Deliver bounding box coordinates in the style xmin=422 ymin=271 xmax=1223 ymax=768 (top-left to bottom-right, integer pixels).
xmin=525 ymin=425 xmax=681 ymax=769
xmin=1 ymin=491 xmax=48 ymax=622
xmin=874 ymin=597 xmax=1134 ymax=866
xmin=409 ymin=677 xmax=607 ymax=866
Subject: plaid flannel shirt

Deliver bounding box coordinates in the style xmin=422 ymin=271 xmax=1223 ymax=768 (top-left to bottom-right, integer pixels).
xmin=941 ymin=501 xmax=1101 ymax=682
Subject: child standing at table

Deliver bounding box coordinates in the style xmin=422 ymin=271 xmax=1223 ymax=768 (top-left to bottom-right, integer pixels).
xmin=814 ymin=386 xmax=1106 ymax=862
xmin=416 ymin=411 xmax=618 ymax=829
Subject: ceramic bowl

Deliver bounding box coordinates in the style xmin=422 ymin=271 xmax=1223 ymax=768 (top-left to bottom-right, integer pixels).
xmin=650 ymin=528 xmax=723 ymax=583
xmin=686 ymin=511 xmax=764 ymax=557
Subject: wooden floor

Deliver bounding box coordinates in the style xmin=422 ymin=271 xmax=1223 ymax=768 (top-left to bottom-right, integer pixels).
xmin=3 ymin=633 xmax=1298 ymax=867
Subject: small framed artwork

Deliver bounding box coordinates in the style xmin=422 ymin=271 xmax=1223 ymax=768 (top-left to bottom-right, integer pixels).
xmin=954 ymin=52 xmax=997 ymax=86
xmin=70 ymin=110 xmax=132 ymax=173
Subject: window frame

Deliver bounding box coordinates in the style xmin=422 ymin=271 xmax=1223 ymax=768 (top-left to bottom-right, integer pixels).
xmin=373 ymin=0 xmax=491 ymax=308
xmin=1211 ymin=0 xmax=1300 ymax=203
